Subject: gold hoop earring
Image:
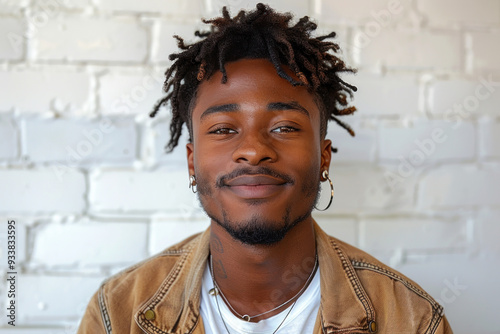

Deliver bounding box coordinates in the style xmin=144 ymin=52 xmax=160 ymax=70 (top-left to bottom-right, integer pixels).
xmin=189 ymin=175 xmax=197 ymax=193
xmin=314 ymin=170 xmax=334 ymax=211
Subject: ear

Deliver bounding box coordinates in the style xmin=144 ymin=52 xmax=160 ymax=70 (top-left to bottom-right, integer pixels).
xmin=186 ymin=142 xmax=195 ymax=176
xmin=320 ymin=139 xmax=332 ymax=180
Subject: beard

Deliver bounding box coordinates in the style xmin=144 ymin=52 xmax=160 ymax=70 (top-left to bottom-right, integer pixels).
xmin=195 ymin=166 xmax=321 ymax=246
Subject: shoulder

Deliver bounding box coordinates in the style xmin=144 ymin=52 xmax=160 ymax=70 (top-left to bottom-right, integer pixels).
xmin=78 ymin=232 xmax=203 ymax=334
xmin=333 ymin=236 xmax=439 ymax=303
xmin=330 ymin=236 xmax=447 ymax=333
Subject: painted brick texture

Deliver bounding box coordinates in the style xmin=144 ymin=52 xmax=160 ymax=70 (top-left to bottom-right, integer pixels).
xmin=0 ymin=0 xmax=498 ymax=332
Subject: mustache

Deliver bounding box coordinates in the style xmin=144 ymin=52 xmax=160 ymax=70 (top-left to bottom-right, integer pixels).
xmin=216 ymin=166 xmax=295 ymax=188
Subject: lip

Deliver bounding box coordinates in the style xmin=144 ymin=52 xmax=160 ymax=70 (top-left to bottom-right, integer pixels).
xmin=224 ymin=175 xmax=288 ymax=199
xmin=225 ymin=175 xmax=286 ymax=187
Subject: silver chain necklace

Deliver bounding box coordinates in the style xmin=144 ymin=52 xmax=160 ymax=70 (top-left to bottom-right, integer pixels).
xmin=209 ymin=253 xmax=318 ymax=333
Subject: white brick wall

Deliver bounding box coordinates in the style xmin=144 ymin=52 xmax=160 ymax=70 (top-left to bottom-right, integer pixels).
xmin=0 ymin=70 xmax=92 ymax=114
xmin=0 ymin=0 xmax=29 ymax=13
xmin=326 ymin=118 xmax=377 ymax=163
xmin=0 ymin=169 xmax=86 ymax=214
xmin=418 ymin=164 xmax=500 ymax=209
xmin=378 ymin=120 xmax=475 ymax=162
xmin=0 ymin=18 xmax=25 ymax=60
xmin=417 ymin=0 xmax=500 ymax=26
xmin=31 ymin=219 xmax=148 ymax=267
xmin=149 ymin=217 xmax=210 ymax=254
xmin=98 ymin=0 xmax=206 ymax=16
xmin=35 ymin=17 xmax=149 ymax=62
xmin=356 ymin=31 xmax=462 ymax=70
xmin=470 ymin=32 xmax=500 ymax=72
xmin=429 ymin=76 xmax=500 ymax=117
xmin=152 ymin=21 xmax=203 ymax=63
xmin=98 ymin=68 xmax=164 ymax=115
xmin=0 ymin=0 xmax=498 ymax=332
xmin=17 ymin=275 xmax=104 ymax=325
xmin=21 ymin=117 xmax=137 ymax=164
xmin=0 ymin=116 xmax=18 ymax=160
xmin=479 ymin=120 xmax=500 ymax=159
xmin=359 ymin=216 xmax=469 ymax=251
xmin=89 ymin=168 xmax=202 ymax=213
xmin=348 ymin=73 xmax=420 ymax=116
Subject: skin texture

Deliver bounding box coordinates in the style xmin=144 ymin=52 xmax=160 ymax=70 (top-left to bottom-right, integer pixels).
xmin=186 ymin=58 xmax=332 ymax=322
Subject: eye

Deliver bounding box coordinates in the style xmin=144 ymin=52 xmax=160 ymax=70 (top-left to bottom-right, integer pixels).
xmin=271 ymin=126 xmax=299 ymax=134
xmin=209 ymin=127 xmax=237 ymax=135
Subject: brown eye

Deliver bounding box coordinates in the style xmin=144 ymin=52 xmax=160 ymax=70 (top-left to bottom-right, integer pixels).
xmin=210 ymin=127 xmax=237 ymax=135
xmin=271 ymin=126 xmax=299 ymax=133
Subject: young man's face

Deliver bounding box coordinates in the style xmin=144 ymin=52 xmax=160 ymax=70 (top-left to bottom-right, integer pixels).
xmin=187 ymin=58 xmax=332 ymax=245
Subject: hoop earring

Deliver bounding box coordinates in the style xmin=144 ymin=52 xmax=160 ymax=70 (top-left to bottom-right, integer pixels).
xmin=314 ymin=170 xmax=334 ymax=211
xmin=189 ymin=175 xmax=197 ymax=193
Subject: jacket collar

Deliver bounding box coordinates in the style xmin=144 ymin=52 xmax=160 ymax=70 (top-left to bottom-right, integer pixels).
xmin=135 ymin=221 xmax=376 ymax=334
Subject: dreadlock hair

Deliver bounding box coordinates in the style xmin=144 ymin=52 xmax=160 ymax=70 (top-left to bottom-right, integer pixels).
xmin=150 ymin=3 xmax=357 ymax=153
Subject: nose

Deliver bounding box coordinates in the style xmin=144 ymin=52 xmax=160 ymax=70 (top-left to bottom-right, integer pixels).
xmin=232 ymin=130 xmax=278 ymax=165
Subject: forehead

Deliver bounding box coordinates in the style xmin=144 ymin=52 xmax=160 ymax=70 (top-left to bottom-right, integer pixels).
xmin=191 ymin=58 xmax=320 ymax=118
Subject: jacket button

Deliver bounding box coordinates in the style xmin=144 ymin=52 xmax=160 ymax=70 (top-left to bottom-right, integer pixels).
xmin=145 ymin=310 xmax=156 ymax=321
xmin=368 ymin=320 xmax=377 ymax=332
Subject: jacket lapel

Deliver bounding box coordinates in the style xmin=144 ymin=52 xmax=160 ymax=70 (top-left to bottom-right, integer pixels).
xmin=314 ymin=222 xmax=376 ymax=333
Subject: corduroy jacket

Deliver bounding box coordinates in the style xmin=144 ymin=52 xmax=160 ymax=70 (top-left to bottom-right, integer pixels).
xmin=78 ymin=222 xmax=453 ymax=334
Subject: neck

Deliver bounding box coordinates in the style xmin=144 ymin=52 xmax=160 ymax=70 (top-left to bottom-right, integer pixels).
xmin=209 ymin=217 xmax=317 ymax=322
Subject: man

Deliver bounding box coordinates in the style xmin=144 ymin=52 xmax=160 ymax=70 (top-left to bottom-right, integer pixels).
xmin=79 ymin=4 xmax=452 ymax=333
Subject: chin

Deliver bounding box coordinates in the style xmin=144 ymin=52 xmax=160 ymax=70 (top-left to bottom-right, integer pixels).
xmin=210 ymin=208 xmax=312 ymax=246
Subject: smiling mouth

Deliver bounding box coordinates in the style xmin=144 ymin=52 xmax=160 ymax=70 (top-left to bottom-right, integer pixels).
xmin=223 ymin=175 xmax=289 ymax=199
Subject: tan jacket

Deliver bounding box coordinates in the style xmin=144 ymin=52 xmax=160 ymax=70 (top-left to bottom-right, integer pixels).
xmin=78 ymin=222 xmax=453 ymax=334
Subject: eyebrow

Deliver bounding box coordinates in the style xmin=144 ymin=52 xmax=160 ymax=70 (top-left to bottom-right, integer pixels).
xmin=200 ymin=101 xmax=310 ymax=120
xmin=267 ymin=101 xmax=310 ymax=118
xmin=200 ymin=103 xmax=240 ymax=120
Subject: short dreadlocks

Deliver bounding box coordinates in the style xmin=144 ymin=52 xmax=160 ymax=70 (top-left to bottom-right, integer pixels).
xmin=150 ymin=3 xmax=357 ymax=152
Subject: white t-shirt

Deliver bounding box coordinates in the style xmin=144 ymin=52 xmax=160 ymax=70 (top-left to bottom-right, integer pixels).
xmin=200 ymin=262 xmax=320 ymax=334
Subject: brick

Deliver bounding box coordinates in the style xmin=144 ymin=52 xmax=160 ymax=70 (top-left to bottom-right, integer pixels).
xmin=326 ymin=166 xmax=415 ymax=213
xmin=326 ymin=118 xmax=377 ymax=163
xmin=0 ymin=17 xmax=25 ymax=60
xmin=99 ymin=69 xmax=164 ymax=115
xmin=476 ymin=209 xmax=500 ymax=256
xmin=359 ymin=217 xmax=468 ymax=252
xmin=0 ymin=0 xmax=28 ymax=13
xmin=378 ymin=120 xmax=475 ymax=162
xmin=207 ymin=0 xmax=309 ymax=17
xmin=418 ymin=0 xmax=500 ymax=26
xmin=31 ymin=219 xmax=148 ymax=267
xmin=28 ymin=0 xmax=92 ymax=14
xmin=418 ymin=164 xmax=500 ymax=209
xmin=17 ymin=275 xmax=104 ymax=325
xmin=153 ymin=21 xmax=202 ymax=63
xmin=398 ymin=255 xmax=497 ymax=333
xmin=89 ymin=167 xmax=199 ymax=213
xmin=479 ymin=120 xmax=500 ymax=159
xmin=348 ymin=73 xmax=419 ymax=116
xmin=144 ymin=120 xmax=191 ymax=166
xmin=99 ymin=0 xmax=204 ymax=16
xmin=0 ymin=116 xmax=18 ymax=160
xmin=317 ymin=0 xmax=410 ymax=24
xmin=149 ymin=218 xmax=210 ymax=254
xmin=0 ymin=169 xmax=86 ymax=214
xmin=21 ymin=117 xmax=137 ymax=165
xmin=35 ymin=17 xmax=148 ymax=62
xmin=357 ymin=31 xmax=461 ymax=70
xmin=312 ymin=216 xmax=358 ymax=246
xmin=429 ymin=76 xmax=500 ymax=118
xmin=0 ymin=70 xmax=92 ymax=114
xmin=471 ymin=32 xmax=500 ymax=72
